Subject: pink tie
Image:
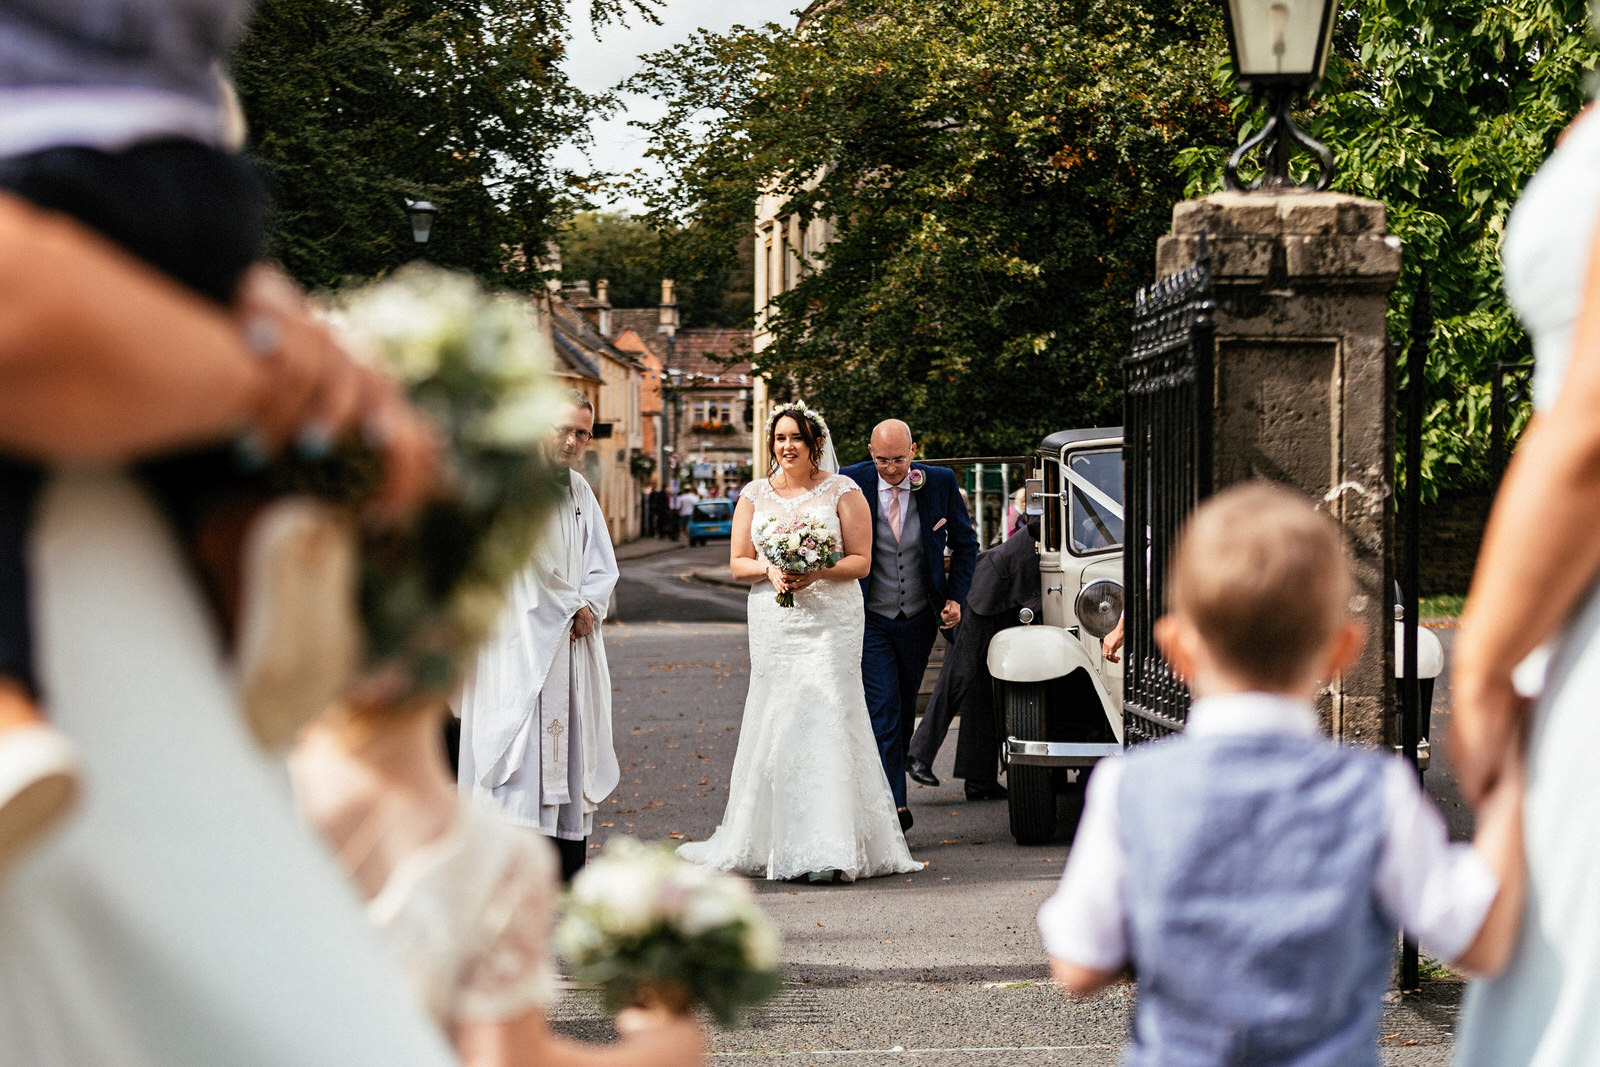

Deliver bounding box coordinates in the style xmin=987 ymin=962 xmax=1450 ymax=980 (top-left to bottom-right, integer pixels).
xmin=888 ymin=486 xmax=903 ymax=541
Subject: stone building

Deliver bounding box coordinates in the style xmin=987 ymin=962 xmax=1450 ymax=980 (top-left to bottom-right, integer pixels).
xmin=548 ymin=281 xmax=645 ymax=544
xmin=609 ymin=281 xmax=755 ymax=499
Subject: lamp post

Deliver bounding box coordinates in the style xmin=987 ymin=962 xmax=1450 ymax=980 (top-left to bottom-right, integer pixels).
xmin=1221 ymin=0 xmax=1340 ymax=192
xmin=406 ymin=200 xmax=439 ymax=246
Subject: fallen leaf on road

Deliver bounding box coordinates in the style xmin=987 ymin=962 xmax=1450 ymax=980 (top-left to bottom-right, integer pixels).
xmin=816 ymin=922 xmax=825 ymax=927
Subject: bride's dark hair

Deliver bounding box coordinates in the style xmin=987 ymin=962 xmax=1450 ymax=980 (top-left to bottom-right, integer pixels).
xmin=766 ymin=409 xmax=825 ymax=478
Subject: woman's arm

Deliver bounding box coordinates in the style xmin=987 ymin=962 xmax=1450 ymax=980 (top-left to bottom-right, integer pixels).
xmin=728 ymin=494 xmax=782 ymax=593
xmin=455 ymin=1007 xmax=702 ymax=1067
xmin=823 ymin=486 xmax=872 ymax=582
xmin=0 ymin=195 xmax=438 ymax=518
xmin=1452 ymin=751 xmax=1526 ymax=976
xmin=1453 ymin=210 xmax=1600 ymax=802
xmin=0 ymin=194 xmax=264 ymax=459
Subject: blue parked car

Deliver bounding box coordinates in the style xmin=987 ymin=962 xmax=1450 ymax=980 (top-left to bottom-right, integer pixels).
xmin=686 ymin=498 xmax=734 ymax=546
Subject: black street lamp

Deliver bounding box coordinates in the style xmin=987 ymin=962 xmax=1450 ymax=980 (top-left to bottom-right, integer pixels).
xmin=1222 ymin=0 xmax=1340 ymax=192
xmin=406 ymin=200 xmax=439 ymax=245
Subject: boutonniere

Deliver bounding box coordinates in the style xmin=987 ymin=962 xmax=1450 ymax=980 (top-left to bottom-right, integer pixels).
xmin=907 ymin=468 xmax=926 ymax=491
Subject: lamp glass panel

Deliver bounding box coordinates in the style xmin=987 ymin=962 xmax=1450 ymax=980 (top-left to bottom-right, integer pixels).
xmin=409 ymin=212 xmax=434 ymax=244
xmin=1227 ymin=0 xmax=1332 ymax=78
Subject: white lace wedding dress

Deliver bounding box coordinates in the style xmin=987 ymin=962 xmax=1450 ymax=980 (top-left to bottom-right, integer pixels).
xmin=677 ymin=475 xmax=921 ymax=882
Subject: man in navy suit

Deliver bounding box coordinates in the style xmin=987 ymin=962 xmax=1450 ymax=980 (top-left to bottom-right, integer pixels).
xmin=841 ymin=419 xmax=978 ymax=830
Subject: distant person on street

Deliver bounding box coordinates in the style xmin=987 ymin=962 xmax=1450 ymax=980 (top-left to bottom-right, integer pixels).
xmin=841 ymin=420 xmax=978 ymax=830
xmin=653 ymin=484 xmax=673 ymax=540
xmin=1038 ymin=483 xmax=1525 ymax=1064
xmin=457 ymin=391 xmax=620 ymax=882
xmin=675 ymin=485 xmax=700 ymax=541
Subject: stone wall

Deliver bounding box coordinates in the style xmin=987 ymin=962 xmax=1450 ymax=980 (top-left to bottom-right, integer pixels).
xmin=1157 ymin=190 xmax=1400 ymax=746
xmin=1401 ymin=490 xmax=1493 ymax=597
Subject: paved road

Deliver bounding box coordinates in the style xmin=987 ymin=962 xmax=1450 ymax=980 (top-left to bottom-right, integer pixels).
xmin=549 ymin=542 xmax=1465 ymax=1065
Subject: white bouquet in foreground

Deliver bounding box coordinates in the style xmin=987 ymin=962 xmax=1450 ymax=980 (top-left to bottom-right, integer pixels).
xmin=753 ymin=513 xmax=843 ymax=607
xmin=311 ymin=264 xmax=567 ymax=700
xmin=556 ymin=838 xmax=781 ymax=1026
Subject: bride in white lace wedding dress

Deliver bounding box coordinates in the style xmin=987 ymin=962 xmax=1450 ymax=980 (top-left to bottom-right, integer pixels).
xmin=678 ymin=405 xmax=920 ymax=883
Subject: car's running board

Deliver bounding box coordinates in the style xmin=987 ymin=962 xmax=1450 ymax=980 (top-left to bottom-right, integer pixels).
xmin=1005 ymin=739 xmax=1122 ymax=767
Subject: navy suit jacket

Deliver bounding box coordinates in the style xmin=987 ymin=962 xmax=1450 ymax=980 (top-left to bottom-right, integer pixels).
xmin=839 ymin=461 xmax=978 ymax=610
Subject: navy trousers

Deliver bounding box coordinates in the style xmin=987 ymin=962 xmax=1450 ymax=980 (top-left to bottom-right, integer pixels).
xmin=862 ymin=608 xmax=940 ymax=809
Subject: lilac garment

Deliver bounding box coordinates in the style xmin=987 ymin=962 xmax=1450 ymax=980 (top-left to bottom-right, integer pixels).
xmin=0 ymin=0 xmax=249 ymax=155
xmin=0 ymin=0 xmax=246 ymax=94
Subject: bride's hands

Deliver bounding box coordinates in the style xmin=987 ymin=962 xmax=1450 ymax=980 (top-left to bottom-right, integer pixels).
xmin=783 ymin=569 xmax=821 ymax=592
xmin=765 ymin=565 xmax=820 ymax=594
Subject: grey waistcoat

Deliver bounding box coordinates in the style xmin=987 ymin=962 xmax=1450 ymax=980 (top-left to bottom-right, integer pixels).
xmin=866 ymin=486 xmax=930 ymax=620
xmin=1117 ymin=733 xmax=1393 ymax=1067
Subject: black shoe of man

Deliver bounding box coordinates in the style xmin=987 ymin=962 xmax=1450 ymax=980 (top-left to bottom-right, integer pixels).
xmin=964 ymin=780 xmax=1009 ymax=801
xmin=897 ymin=807 xmax=914 ymax=832
xmin=907 ymin=758 xmax=940 ymax=787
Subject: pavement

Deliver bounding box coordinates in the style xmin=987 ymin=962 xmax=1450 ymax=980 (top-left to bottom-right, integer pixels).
xmin=547 ymin=543 xmax=1471 ymax=1064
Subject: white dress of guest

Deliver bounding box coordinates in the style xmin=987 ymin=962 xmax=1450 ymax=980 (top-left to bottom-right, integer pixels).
xmin=458 ymin=468 xmax=620 ymax=843
xmin=0 ymin=471 xmax=456 ymax=1067
xmin=677 ymin=474 xmax=920 ymax=881
xmin=1454 ymin=105 xmax=1600 ymax=1064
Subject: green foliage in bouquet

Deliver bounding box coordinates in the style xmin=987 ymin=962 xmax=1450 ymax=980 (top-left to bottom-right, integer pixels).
xmin=319 ymin=264 xmax=566 ymax=699
xmin=557 ymin=838 xmax=782 ymax=1028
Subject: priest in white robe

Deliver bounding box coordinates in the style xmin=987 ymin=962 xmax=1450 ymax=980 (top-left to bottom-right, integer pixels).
xmin=458 ymin=391 xmax=620 ymax=879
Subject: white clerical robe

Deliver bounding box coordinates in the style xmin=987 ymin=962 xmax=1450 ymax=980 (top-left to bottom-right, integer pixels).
xmin=457 ymin=470 xmax=620 ymax=840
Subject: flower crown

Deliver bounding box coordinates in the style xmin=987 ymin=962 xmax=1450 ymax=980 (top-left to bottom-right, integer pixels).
xmin=764 ymin=400 xmax=831 ymax=444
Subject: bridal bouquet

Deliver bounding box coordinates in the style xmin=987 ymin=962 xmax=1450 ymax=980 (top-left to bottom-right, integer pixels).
xmin=556 ymin=838 xmax=782 ymax=1027
xmin=753 ymin=514 xmax=843 ymax=607
xmin=312 ymin=264 xmax=566 ymax=701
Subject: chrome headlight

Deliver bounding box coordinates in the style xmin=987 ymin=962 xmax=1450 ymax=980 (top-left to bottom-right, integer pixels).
xmin=1076 ymin=579 xmax=1123 ymax=640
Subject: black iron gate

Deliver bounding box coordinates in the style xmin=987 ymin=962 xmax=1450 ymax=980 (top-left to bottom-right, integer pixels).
xmin=1122 ymin=240 xmax=1214 ymax=745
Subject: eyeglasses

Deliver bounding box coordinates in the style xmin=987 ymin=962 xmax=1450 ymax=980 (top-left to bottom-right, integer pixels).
xmin=556 ymin=425 xmax=593 ymax=444
xmin=871 ymin=454 xmax=910 ymax=466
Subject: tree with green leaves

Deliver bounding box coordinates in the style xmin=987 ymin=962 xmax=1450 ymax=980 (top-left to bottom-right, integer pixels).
xmin=233 ymin=0 xmax=654 ymax=290
xmin=623 ymin=0 xmax=1230 ymax=461
xmin=1181 ymin=0 xmax=1600 ymax=499
xmin=557 ymin=211 xmax=753 ymax=325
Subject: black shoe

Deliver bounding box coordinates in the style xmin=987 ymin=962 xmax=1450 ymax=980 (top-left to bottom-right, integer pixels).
xmin=964 ymin=780 xmax=1009 ymax=801
xmin=907 ymin=758 xmax=940 ymax=787
xmin=897 ymin=807 xmax=914 ymax=831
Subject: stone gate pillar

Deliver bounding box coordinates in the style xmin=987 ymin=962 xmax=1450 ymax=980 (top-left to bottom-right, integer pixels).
xmin=1156 ymin=191 xmax=1401 ymax=746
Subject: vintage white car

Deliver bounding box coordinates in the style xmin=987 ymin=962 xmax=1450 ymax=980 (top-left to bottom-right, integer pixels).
xmin=988 ymin=428 xmax=1443 ymax=846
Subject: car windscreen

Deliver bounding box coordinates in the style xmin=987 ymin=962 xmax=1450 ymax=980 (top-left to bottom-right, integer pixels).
xmin=693 ymin=502 xmax=732 ymax=522
xmin=1067 ymin=449 xmax=1124 ymax=553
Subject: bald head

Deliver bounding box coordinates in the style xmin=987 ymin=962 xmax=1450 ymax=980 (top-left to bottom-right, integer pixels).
xmin=869 ymin=419 xmax=916 ymax=485
xmin=871 ymin=420 xmax=913 ymax=454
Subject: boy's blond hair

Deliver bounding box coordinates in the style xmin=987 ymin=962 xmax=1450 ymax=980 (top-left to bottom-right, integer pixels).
xmin=1169 ymin=482 xmax=1350 ymax=688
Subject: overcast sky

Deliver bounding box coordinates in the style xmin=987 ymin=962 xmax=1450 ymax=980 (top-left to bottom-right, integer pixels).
xmin=554 ymin=0 xmax=800 ymax=214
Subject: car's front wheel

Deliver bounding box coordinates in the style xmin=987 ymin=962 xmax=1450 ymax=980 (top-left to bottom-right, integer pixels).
xmin=1003 ymin=681 xmax=1056 ymax=846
